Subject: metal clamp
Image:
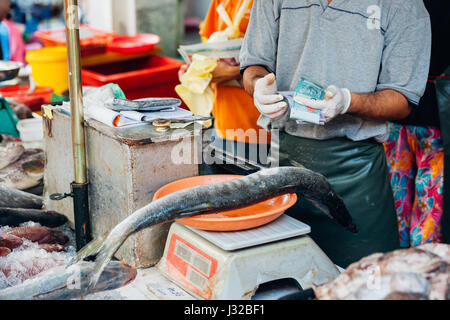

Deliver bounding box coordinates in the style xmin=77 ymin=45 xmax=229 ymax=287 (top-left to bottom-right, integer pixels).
xmin=49 ymin=192 xmax=74 ymax=201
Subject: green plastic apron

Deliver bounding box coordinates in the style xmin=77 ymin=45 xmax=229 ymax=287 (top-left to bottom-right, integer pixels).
xmin=435 ymin=66 xmax=450 ymax=244
xmin=278 ymin=132 xmax=400 ymax=268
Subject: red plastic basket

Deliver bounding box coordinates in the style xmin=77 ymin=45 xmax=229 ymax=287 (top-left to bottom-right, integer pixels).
xmin=81 ymin=55 xmax=184 ymax=101
xmin=107 ymin=34 xmax=161 ymax=54
xmin=0 ymin=86 xmax=54 ymax=111
xmin=35 ymin=25 xmax=115 ymax=56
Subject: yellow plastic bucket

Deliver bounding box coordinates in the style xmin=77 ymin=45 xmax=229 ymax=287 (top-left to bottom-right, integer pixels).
xmin=26 ymin=46 xmax=68 ymax=95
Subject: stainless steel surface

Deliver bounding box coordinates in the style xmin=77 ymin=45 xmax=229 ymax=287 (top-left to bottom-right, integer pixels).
xmin=0 ymin=61 xmax=23 ymax=82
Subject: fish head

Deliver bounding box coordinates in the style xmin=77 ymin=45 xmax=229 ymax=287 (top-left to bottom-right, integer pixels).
xmin=37 ymin=227 xmax=70 ymax=245
xmin=323 ymin=190 xmax=358 ymax=234
xmin=294 ymin=168 xmax=358 ymax=234
xmin=50 ymin=230 xmax=70 ymax=245
xmin=46 ymin=211 xmax=69 ymax=227
xmin=0 ymin=234 xmax=23 ymax=249
xmin=0 ymin=247 xmax=11 ymax=257
xmin=89 ymin=261 xmax=137 ymax=292
xmin=22 ymin=159 xmax=45 ymax=176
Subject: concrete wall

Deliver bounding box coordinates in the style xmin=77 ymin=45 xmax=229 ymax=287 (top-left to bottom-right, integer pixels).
xmin=81 ymin=0 xmax=184 ymax=57
xmin=80 ymin=0 xmax=114 ymax=32
xmin=184 ymin=0 xmax=210 ymax=20
xmin=134 ymin=0 xmax=184 ymax=57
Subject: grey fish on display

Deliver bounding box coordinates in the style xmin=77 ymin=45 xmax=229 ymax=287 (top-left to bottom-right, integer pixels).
xmin=108 ymin=97 xmax=182 ymax=112
xmin=0 ymin=149 xmax=44 ymax=190
xmin=0 ymin=261 xmax=137 ymax=300
xmin=0 ymin=187 xmax=43 ymax=209
xmin=70 ymin=166 xmax=357 ymax=287
xmin=0 ymin=207 xmax=67 ymax=227
xmin=0 ymin=143 xmax=25 ymax=170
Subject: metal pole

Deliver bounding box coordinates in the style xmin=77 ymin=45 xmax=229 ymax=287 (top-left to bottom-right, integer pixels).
xmin=64 ymin=0 xmax=92 ymax=250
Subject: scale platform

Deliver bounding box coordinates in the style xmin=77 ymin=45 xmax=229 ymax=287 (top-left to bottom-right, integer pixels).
xmin=157 ymin=215 xmax=340 ymax=300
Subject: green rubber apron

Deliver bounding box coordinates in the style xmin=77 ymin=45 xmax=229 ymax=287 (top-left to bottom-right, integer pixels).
xmin=278 ymin=132 xmax=400 ymax=268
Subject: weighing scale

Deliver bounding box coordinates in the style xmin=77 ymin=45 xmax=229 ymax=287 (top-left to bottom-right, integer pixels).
xmin=157 ymin=214 xmax=340 ymax=300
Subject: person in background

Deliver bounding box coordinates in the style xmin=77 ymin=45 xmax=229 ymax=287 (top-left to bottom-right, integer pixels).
xmin=240 ymin=0 xmax=431 ymax=267
xmin=0 ymin=0 xmax=26 ymax=63
xmin=179 ymin=0 xmax=271 ymax=166
xmin=383 ymin=0 xmax=449 ymax=247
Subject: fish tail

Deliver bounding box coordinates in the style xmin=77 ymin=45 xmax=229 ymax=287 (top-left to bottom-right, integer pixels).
xmin=87 ymin=227 xmax=134 ymax=288
xmin=67 ymin=235 xmax=106 ymax=266
xmin=89 ymin=250 xmax=113 ymax=288
xmin=88 ymin=236 xmax=127 ymax=288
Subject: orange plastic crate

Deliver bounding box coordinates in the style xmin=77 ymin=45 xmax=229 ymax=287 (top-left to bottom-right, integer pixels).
xmin=35 ymin=25 xmax=115 ymax=56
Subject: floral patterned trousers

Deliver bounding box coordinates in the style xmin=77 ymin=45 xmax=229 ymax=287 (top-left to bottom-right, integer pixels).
xmin=384 ymin=122 xmax=444 ymax=247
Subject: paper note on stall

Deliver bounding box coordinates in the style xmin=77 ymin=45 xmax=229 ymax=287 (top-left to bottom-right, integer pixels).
xmin=178 ymin=38 xmax=243 ymax=64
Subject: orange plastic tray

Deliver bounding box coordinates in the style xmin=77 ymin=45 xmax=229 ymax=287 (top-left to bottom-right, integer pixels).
xmin=153 ymin=175 xmax=297 ymax=231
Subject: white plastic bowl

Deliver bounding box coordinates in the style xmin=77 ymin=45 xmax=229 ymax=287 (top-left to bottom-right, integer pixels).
xmin=16 ymin=118 xmax=43 ymax=142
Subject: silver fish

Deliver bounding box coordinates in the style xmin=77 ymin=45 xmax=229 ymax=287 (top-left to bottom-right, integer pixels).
xmin=0 ymin=143 xmax=25 ymax=170
xmin=0 ymin=149 xmax=44 ymax=190
xmin=0 ymin=187 xmax=43 ymax=209
xmin=70 ymin=166 xmax=357 ymax=287
xmin=0 ymin=261 xmax=137 ymax=300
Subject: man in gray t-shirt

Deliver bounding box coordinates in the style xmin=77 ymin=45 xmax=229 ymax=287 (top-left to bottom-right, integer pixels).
xmin=240 ymin=0 xmax=431 ymax=267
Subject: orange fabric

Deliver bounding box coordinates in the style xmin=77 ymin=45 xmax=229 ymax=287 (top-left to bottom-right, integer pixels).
xmin=199 ymin=0 xmax=252 ymax=39
xmin=199 ymin=0 xmax=270 ymax=144
xmin=211 ymin=83 xmax=270 ymax=144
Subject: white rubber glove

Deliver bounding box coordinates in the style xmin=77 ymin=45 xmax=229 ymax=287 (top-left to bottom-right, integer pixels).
xmin=293 ymin=85 xmax=351 ymax=123
xmin=253 ymin=74 xmax=289 ymax=120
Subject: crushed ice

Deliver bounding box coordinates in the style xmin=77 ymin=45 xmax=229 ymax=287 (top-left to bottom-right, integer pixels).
xmin=0 ymin=221 xmax=76 ymax=290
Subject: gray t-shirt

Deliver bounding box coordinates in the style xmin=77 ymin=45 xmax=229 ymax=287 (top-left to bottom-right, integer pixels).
xmin=240 ymin=0 xmax=431 ymax=142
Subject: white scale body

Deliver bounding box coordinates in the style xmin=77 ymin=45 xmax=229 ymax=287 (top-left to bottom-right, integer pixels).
xmin=157 ymin=215 xmax=340 ymax=300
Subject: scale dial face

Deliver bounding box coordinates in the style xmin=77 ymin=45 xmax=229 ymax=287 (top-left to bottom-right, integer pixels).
xmin=165 ymin=233 xmax=218 ymax=300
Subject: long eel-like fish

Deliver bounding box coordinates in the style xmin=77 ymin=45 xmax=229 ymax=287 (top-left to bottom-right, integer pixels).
xmin=70 ymin=166 xmax=358 ymax=287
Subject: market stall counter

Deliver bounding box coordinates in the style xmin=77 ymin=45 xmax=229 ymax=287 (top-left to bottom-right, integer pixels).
xmin=42 ymin=107 xmax=201 ymax=268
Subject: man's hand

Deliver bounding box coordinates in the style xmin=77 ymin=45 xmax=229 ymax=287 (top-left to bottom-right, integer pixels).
xmin=211 ymin=60 xmax=241 ymax=84
xmin=294 ymin=85 xmax=351 ymax=123
xmin=179 ymin=60 xmax=241 ymax=85
xmin=253 ymin=74 xmax=289 ymax=120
